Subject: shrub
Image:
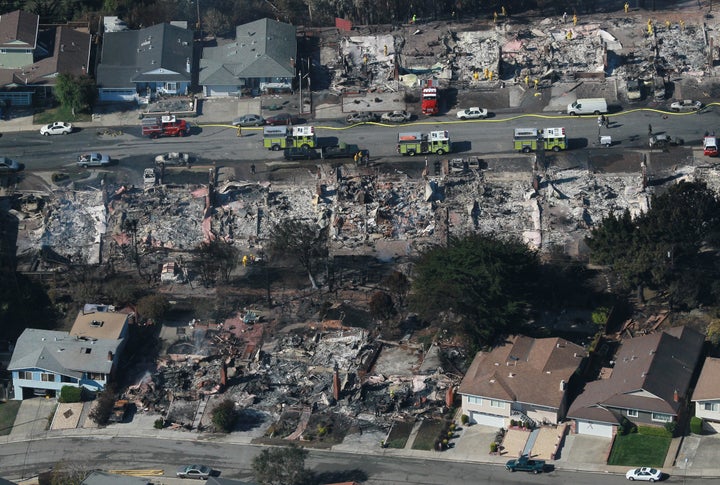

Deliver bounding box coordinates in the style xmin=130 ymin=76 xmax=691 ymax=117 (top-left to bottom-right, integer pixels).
xmin=461 ymin=414 xmax=469 ymax=425
xmin=664 ymin=421 xmax=678 ymax=436
xmin=51 ymin=172 xmax=69 ymax=182
xmin=154 ymin=418 xmax=165 ymax=429
xmin=211 ymin=399 xmax=238 ymax=433
xmin=690 ymin=416 xmax=703 ymax=435
xmin=89 ymin=387 xmax=116 ymax=426
xmin=490 ymin=442 xmax=498 ymax=453
xmin=59 ymin=386 xmax=82 ymax=403
xmin=510 ymin=419 xmax=516 ymax=427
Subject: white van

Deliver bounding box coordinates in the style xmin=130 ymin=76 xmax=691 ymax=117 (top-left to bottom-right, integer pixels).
xmin=567 ymin=98 xmax=608 ymax=116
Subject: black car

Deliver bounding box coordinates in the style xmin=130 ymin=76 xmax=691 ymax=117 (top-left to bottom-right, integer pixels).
xmin=284 ymin=147 xmax=319 ymax=160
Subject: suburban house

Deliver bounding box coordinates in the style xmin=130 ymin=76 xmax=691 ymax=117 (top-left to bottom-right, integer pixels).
xmin=96 ymin=22 xmax=194 ymax=103
xmin=458 ymin=335 xmax=587 ymax=428
xmin=199 ymin=18 xmax=296 ymax=97
xmin=8 ymin=304 xmax=131 ymax=400
xmin=0 ymin=10 xmax=91 ymax=106
xmin=567 ymin=326 xmax=704 ymax=437
xmin=691 ymin=356 xmax=720 ymax=432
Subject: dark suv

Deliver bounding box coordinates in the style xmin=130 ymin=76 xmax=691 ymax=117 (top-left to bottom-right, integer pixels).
xmin=284 ymin=147 xmax=319 ymax=160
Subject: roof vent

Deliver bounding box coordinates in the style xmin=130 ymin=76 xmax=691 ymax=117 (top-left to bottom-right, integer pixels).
xmin=90 ymin=320 xmax=104 ymax=328
xmin=494 ymin=362 xmax=499 ymax=366
xmin=489 ymin=379 xmax=496 ymax=383
xmin=559 ymin=379 xmax=567 ymax=391
xmin=508 ymin=372 xmax=515 ymax=378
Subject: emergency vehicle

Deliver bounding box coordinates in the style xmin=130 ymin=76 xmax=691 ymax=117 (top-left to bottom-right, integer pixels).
xmin=263 ymin=125 xmax=316 ymax=151
xmin=397 ymin=130 xmax=451 ymax=156
xmin=421 ymin=79 xmax=439 ymax=116
xmin=704 ymin=136 xmax=718 ymax=157
xmin=513 ymin=127 xmax=567 ymax=153
xmin=141 ymin=115 xmax=189 ymax=138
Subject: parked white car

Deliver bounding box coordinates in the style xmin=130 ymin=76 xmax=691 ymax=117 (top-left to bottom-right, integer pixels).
xmin=40 ymin=121 xmax=73 ymax=136
xmin=625 ymin=467 xmax=663 ymax=482
xmin=456 ymin=107 xmax=488 ymax=120
xmin=669 ymin=99 xmax=702 ymax=112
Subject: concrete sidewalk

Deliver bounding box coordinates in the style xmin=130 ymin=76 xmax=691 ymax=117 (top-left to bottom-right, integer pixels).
xmin=4 ymin=398 xmax=720 ymax=480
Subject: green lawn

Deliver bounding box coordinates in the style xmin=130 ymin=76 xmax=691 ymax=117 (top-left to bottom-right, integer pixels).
xmin=607 ymin=432 xmax=671 ymax=467
xmin=34 ymin=105 xmax=92 ymax=125
xmin=385 ymin=420 xmax=414 ymax=449
xmin=411 ymin=419 xmax=445 ymax=451
xmin=0 ymin=400 xmax=21 ymax=436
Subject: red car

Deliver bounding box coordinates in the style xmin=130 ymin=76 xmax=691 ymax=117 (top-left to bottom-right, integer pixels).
xmin=265 ymin=112 xmax=301 ymax=126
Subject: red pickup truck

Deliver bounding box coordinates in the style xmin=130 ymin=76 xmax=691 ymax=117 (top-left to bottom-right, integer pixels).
xmin=141 ymin=115 xmax=189 ymax=138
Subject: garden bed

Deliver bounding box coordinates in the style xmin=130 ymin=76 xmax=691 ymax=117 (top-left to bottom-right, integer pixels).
xmin=385 ymin=420 xmax=414 ymax=449
xmin=412 ymin=419 xmax=446 ymax=451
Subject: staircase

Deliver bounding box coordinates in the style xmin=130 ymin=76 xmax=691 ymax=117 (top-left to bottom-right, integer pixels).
xmin=511 ymin=410 xmax=536 ymax=428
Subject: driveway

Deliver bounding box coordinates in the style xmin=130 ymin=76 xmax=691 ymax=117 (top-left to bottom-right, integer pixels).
xmin=6 ymin=397 xmax=56 ymax=442
xmin=677 ymin=434 xmax=720 ymax=477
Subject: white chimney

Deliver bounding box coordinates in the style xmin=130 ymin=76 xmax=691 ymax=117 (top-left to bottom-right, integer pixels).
xmin=107 ymin=351 xmax=114 ymax=362
xmin=186 ymin=57 xmax=191 ymax=73
xmin=559 ymin=379 xmax=567 ymax=391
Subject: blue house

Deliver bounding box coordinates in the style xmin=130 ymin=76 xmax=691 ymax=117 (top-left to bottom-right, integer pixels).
xmin=96 ymin=22 xmax=194 ymax=103
xmin=8 ymin=305 xmax=130 ymax=399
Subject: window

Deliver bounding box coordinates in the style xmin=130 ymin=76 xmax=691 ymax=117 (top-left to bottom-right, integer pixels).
xmin=467 ymin=396 xmax=482 ymax=405
xmin=18 ymin=371 xmax=31 ymax=380
xmin=61 ymin=375 xmax=73 ymax=383
xmin=490 ymin=400 xmax=506 ymax=409
xmin=651 ymin=413 xmax=672 ymax=423
xmin=0 ymin=49 xmax=6 ymax=54
xmin=626 ymin=409 xmax=638 ymax=417
xmin=41 ymin=373 xmax=54 ymax=382
xmin=87 ymin=372 xmax=104 ymax=381
xmin=165 ymin=82 xmax=177 ymax=91
xmin=704 ymin=402 xmax=720 ymax=412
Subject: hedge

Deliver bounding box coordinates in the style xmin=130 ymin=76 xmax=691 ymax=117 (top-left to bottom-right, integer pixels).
xmin=59 ymin=386 xmax=82 ymax=403
xmin=690 ymin=416 xmax=703 ymax=435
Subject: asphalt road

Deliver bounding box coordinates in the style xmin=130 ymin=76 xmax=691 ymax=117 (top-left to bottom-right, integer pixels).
xmin=2 ymin=107 xmax=718 ymax=176
xmin=1 ymin=436 xmax=716 ymax=484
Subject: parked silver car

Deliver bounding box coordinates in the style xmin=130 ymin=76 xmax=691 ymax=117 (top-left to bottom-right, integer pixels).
xmin=380 ymin=110 xmax=411 ymax=123
xmin=77 ymin=153 xmax=111 ymax=168
xmin=176 ymin=464 xmax=213 ymax=479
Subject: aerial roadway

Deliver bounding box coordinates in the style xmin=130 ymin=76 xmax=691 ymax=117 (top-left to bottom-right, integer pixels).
xmin=0 ymin=106 xmax=716 ymax=174
xmin=0 ymin=436 xmax=717 ymax=484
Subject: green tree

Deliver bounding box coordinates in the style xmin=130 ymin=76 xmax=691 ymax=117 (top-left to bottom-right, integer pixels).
xmin=586 ymin=181 xmax=720 ymax=308
xmin=382 ymin=270 xmax=411 ymax=318
xmin=409 ymin=234 xmax=539 ymax=349
xmin=54 ymin=73 xmax=97 ymax=117
xmin=46 ymin=460 xmax=89 ymax=485
xmin=267 ymin=219 xmax=328 ymax=289
xmin=211 ymin=399 xmax=238 ymax=433
xmin=136 ymin=294 xmax=169 ymax=323
xmin=252 ymin=444 xmax=312 ymax=485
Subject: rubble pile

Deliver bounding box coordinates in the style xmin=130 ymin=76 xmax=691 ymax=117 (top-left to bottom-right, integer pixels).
xmin=106 ymin=185 xmax=207 ymax=251
xmin=15 ymin=189 xmax=106 ymax=266
xmin=326 ymin=34 xmax=396 ymax=92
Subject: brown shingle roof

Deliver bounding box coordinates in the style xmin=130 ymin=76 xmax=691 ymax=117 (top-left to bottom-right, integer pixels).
xmin=71 ymin=310 xmax=129 ymax=340
xmin=458 ymin=335 xmax=586 ymax=409
xmin=0 ymin=26 xmax=90 ymax=87
xmin=692 ymin=357 xmax=720 ymax=401
xmin=0 ymin=10 xmax=38 ymax=49
xmin=568 ymin=326 xmax=704 ymax=421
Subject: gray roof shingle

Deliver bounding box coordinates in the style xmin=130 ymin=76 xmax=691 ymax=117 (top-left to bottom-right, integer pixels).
xmin=8 ymin=328 xmax=122 ymax=376
xmin=97 ymin=23 xmax=193 ymax=89
xmin=199 ymin=18 xmax=295 ymax=85
xmin=568 ymin=326 xmax=704 ymax=421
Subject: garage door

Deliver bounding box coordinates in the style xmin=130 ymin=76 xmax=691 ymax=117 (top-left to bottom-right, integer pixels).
xmin=576 ymin=420 xmax=614 ymax=437
xmin=470 ymin=411 xmax=506 ymax=428
xmin=99 ymin=89 xmax=136 ymax=102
